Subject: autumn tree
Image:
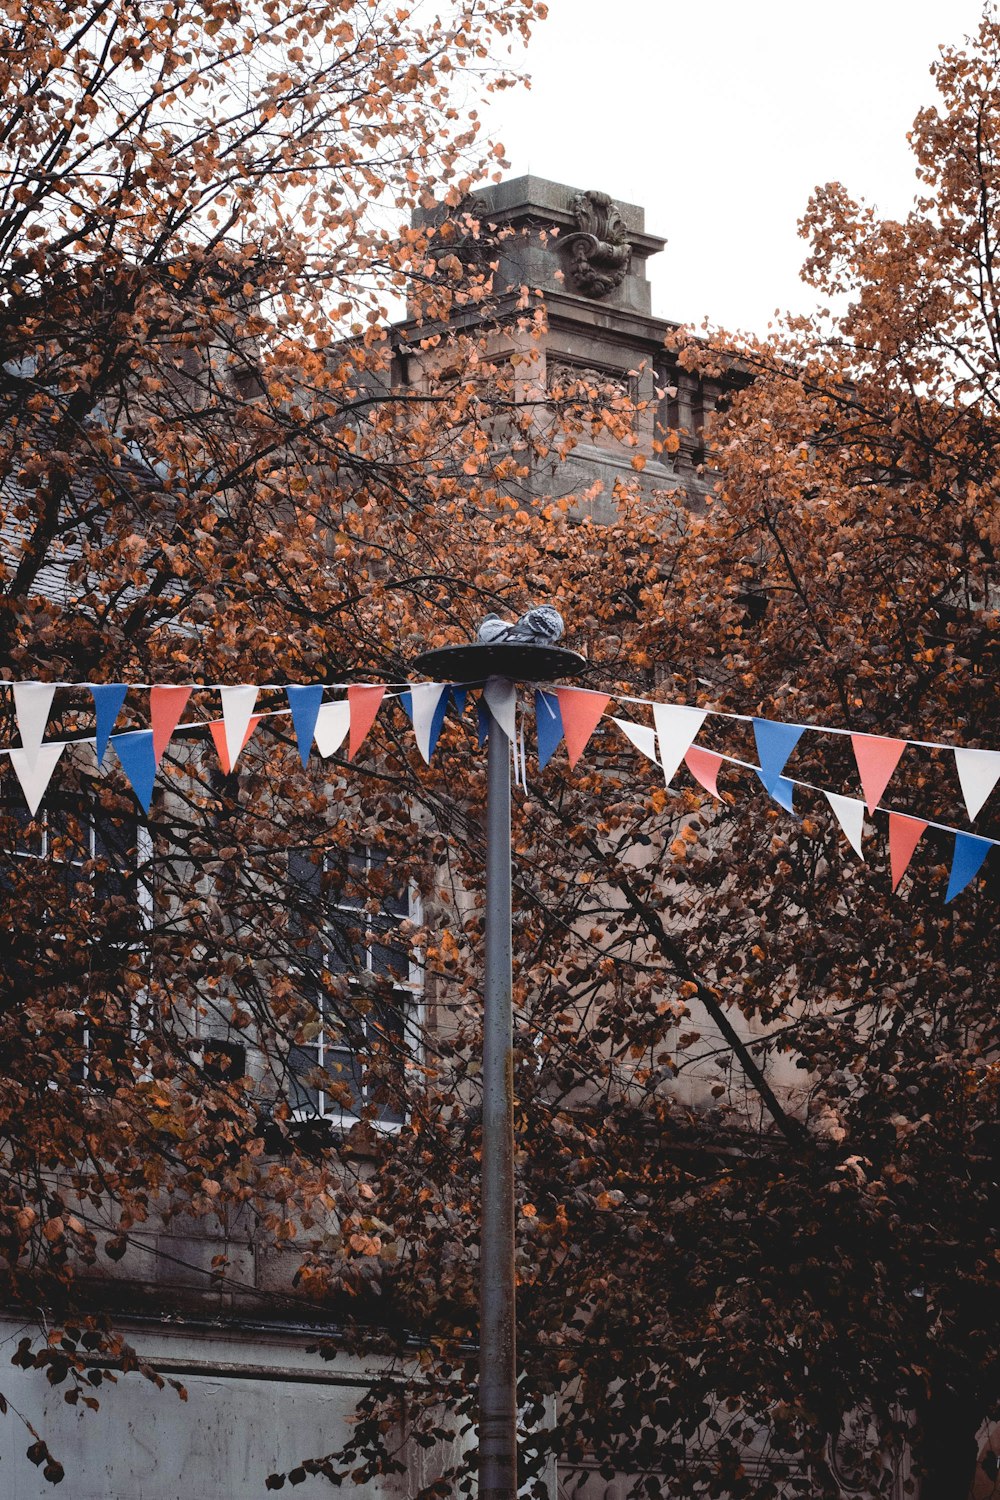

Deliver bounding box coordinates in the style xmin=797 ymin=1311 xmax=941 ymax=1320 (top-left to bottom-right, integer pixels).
xmin=484 ymin=16 xmax=999 ymax=1499
xmin=259 ymin=18 xmax=1000 ymax=1500
xmin=0 ymin=0 xmax=592 ymax=1483
xmin=5 ymin=3 xmax=1000 ymax=1500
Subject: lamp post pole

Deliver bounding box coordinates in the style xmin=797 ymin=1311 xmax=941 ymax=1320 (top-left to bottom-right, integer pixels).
xmin=479 ymin=696 xmax=516 ymax=1497
xmin=412 ymin=635 xmax=585 ymax=1500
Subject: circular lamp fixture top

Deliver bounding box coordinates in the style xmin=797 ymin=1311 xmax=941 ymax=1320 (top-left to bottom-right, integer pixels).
xmin=412 ymin=641 xmax=587 ymax=684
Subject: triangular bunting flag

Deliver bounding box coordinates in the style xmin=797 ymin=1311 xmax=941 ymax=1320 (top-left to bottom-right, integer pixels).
xmin=451 ymin=687 xmax=467 ymax=716
xmin=685 ymin=746 xmax=723 ymax=799
xmin=313 ymin=701 xmax=351 ymax=758
xmin=150 ymin=685 xmax=192 ymax=766
xmin=9 ymin=744 xmax=65 ymax=818
xmin=209 ymin=715 xmax=262 ymax=775
xmin=651 ymin=703 xmax=707 ymax=786
xmin=758 ymin=771 xmax=795 ymax=813
xmin=220 ymin=685 xmax=258 ymax=772
xmin=347 ymin=685 xmax=385 ymax=760
xmin=286 ymin=685 xmax=324 ymax=768
xmin=554 ymin=687 xmax=610 ymax=770
xmin=483 ymin=677 xmax=517 ymax=744
xmin=824 ymin=791 xmax=866 ymax=859
xmin=888 ymin=813 xmax=927 ymax=893
xmin=13 ymin=682 xmax=56 ymax=767
xmin=477 ymin=698 xmax=490 ymax=747
xmin=536 ymin=691 xmax=565 ymax=770
xmin=612 ymin=716 xmax=657 ymax=766
xmin=851 ymin=733 xmax=906 ymax=814
xmin=112 ymin=729 xmax=156 ymax=814
xmin=945 ymin=831 xmax=992 ymax=903
xmin=954 ymin=747 xmax=1000 ymax=822
xmin=407 ymin=683 xmax=449 ymax=763
xmin=429 ymin=686 xmax=452 ymax=750
xmin=90 ymin=684 xmax=128 ymax=768
xmin=753 ymin=718 xmax=805 ymax=793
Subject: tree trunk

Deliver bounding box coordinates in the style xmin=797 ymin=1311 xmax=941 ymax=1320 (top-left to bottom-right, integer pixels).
xmin=917 ymin=1390 xmax=980 ymax=1500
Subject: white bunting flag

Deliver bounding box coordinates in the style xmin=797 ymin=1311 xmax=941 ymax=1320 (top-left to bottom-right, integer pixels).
xmin=612 ymin=717 xmax=659 ymax=765
xmin=651 ymin=703 xmax=708 ymax=786
xmin=408 ymin=682 xmax=446 ymax=763
xmin=313 ymin=701 xmax=351 ymax=758
xmin=9 ymin=743 xmax=65 ymax=817
xmin=824 ymin=791 xmax=866 ymax=859
xmin=220 ymin=685 xmax=258 ymax=772
xmin=954 ymin=747 xmax=1000 ymax=822
xmin=483 ymin=676 xmax=517 ymax=743
xmin=13 ymin=682 xmax=56 ymax=767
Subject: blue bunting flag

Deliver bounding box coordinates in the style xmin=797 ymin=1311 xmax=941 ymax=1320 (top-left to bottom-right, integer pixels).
xmin=90 ymin=684 xmax=128 ymax=768
xmin=286 ymin=685 xmax=324 ymax=768
xmin=111 ymin=730 xmax=156 ymax=815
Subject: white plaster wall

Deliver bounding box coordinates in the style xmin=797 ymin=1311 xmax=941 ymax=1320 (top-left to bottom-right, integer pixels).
xmin=0 ymin=1318 xmax=411 ymax=1500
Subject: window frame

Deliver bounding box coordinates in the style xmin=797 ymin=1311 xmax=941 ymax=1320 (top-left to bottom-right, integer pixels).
xmin=288 ymin=845 xmax=423 ymax=1132
xmin=4 ymin=786 xmax=153 ymax=1088
xmin=76 ymin=815 xmax=152 ymax=1087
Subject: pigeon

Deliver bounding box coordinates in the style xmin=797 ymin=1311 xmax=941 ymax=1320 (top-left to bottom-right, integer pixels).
xmin=476 ymin=606 xmax=565 ymax=645
xmin=477 ymin=613 xmax=513 ymax=643
xmin=508 ymin=605 xmax=565 ymax=643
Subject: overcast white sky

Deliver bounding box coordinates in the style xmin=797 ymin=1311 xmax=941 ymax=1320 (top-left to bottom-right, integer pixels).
xmin=481 ymin=0 xmax=988 ymax=335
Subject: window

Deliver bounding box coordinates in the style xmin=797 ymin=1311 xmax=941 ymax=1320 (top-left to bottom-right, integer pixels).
xmin=287 ymin=846 xmax=420 ymax=1127
xmin=2 ymin=787 xmax=150 ymax=1088
xmin=6 ymin=795 xmax=143 ymax=907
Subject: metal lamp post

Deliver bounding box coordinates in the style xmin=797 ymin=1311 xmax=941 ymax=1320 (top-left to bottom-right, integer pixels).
xmin=412 ymin=636 xmax=585 ymax=1500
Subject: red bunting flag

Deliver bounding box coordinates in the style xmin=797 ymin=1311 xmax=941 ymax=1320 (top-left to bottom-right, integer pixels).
xmin=209 ymin=716 xmax=262 ymax=775
xmin=150 ymin=686 xmax=192 ymax=766
xmin=554 ymin=688 xmax=610 ymax=769
xmin=851 ymin=733 xmax=906 ymax=813
xmin=347 ymin=685 xmax=385 ymax=760
xmin=685 ymin=746 xmax=723 ymax=798
xmin=889 ymin=812 xmax=928 ymax=892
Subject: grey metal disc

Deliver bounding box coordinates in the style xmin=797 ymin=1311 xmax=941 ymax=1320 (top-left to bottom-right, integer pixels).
xmin=411 ymin=642 xmax=587 ymax=683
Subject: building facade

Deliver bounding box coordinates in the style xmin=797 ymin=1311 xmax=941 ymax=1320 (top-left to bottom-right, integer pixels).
xmin=0 ymin=177 xmax=939 ymax=1500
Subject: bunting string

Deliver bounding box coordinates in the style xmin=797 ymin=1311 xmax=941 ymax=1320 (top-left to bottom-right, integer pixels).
xmin=0 ymin=677 xmax=997 ymax=903
xmin=2 ymin=679 xmax=995 ymax=758
xmin=1 ymin=681 xmax=995 ymax=762
xmin=613 ymin=691 xmax=996 ymax=758
xmin=617 ymin=734 xmax=997 ymax=852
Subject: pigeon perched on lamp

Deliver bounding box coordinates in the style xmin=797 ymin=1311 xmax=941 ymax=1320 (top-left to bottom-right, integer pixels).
xmin=477 ymin=606 xmax=565 ymax=645
xmin=476 ymin=613 xmax=513 ymax=644
xmin=414 ymin=605 xmax=583 ymax=690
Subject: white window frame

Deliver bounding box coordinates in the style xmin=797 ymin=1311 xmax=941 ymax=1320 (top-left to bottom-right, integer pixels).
xmin=290 ymin=846 xmax=423 ymax=1132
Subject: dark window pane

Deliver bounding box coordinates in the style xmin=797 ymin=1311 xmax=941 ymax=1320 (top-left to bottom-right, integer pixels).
xmin=202 ymin=1039 xmax=247 ymax=1082
xmin=93 ymin=808 xmax=138 ymax=902
xmin=288 ymin=849 xmax=321 ymax=896
xmin=371 ymin=939 xmax=407 ymax=980
xmin=288 ymin=1044 xmax=321 ymax=1116
xmin=47 ymin=804 xmax=89 ymax=863
xmin=324 ymin=1046 xmax=366 ymax=1114
xmin=378 ymin=989 xmax=406 ymax=1034
xmin=382 ymin=888 xmax=409 ymax=919
xmin=8 ymin=806 xmax=42 ymax=857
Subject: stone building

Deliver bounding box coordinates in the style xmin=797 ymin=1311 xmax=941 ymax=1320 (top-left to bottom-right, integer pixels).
xmin=0 ymin=177 xmax=934 ymax=1500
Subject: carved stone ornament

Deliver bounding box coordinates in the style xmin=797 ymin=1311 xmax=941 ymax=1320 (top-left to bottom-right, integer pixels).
xmin=828 ymin=1407 xmax=881 ymax=1493
xmin=561 ymin=190 xmax=632 ymax=298
xmin=426 ymin=192 xmax=499 ymax=275
xmin=547 ymin=359 xmax=632 ymax=403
